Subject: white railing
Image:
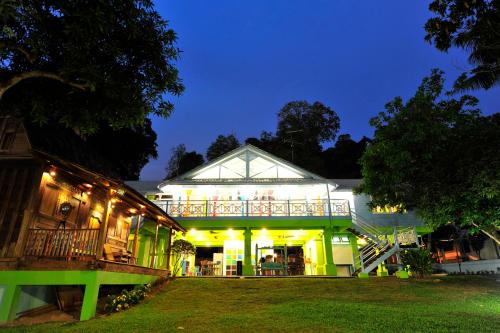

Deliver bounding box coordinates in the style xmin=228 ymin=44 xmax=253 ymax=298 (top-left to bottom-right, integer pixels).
xmin=153 ymin=199 xmax=350 ymax=218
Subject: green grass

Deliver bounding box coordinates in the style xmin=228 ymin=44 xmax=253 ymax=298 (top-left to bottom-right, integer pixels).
xmin=3 ymin=276 xmax=500 ymax=332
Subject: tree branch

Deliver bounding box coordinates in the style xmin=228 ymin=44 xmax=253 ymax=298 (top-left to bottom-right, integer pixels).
xmin=0 ymin=70 xmax=89 ymax=99
xmin=0 ymin=40 xmax=37 ymax=63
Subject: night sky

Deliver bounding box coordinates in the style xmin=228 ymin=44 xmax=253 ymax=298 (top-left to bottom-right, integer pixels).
xmin=141 ymin=0 xmax=500 ymax=180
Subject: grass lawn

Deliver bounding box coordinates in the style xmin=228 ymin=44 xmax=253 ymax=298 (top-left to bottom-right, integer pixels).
xmin=2 ymin=276 xmax=500 ymax=332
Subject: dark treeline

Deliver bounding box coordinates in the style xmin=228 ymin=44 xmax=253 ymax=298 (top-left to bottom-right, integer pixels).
xmin=165 ymin=100 xmax=371 ymax=179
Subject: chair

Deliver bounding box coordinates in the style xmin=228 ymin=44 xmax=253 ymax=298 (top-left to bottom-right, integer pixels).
xmin=103 ymin=244 xmax=115 ymax=261
xmin=200 ymin=260 xmax=209 ymax=275
xmin=195 ymin=266 xmax=202 ymax=276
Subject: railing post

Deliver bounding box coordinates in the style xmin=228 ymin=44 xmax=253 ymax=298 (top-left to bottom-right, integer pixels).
xmin=393 ymin=227 xmax=399 ymax=248
xmin=246 ymin=200 xmax=249 ymax=217
xmin=326 ymin=199 xmax=332 ymax=218
xmin=359 ymin=249 xmax=365 ymax=271
xmin=205 ymin=200 xmax=209 ymax=217
xmin=287 ymin=200 xmax=291 ymax=217
xmin=165 ymin=201 xmax=169 ymax=214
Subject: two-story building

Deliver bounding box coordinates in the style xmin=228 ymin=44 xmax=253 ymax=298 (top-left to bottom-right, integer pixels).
xmin=128 ymin=144 xmax=428 ymax=278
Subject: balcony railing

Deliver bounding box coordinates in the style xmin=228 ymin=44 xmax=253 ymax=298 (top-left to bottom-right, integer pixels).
xmin=24 ymin=228 xmax=100 ymax=259
xmin=154 ymin=199 xmax=351 ymax=218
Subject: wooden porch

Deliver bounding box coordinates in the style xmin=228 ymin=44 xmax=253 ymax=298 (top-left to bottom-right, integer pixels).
xmin=0 ymin=257 xmax=169 ymax=277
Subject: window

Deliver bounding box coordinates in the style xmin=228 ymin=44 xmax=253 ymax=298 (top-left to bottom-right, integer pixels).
xmin=332 ymin=236 xmax=350 ymax=244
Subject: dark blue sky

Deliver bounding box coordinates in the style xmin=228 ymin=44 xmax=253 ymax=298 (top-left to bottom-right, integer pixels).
xmin=141 ymin=0 xmax=500 ymax=180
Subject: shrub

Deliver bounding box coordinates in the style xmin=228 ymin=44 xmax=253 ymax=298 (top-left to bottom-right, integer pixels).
xmin=105 ymin=284 xmax=151 ymax=313
xmin=401 ymin=248 xmax=433 ymax=278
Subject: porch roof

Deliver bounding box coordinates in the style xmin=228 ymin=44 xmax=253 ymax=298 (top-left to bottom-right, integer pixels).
xmin=32 ymin=150 xmax=184 ymax=232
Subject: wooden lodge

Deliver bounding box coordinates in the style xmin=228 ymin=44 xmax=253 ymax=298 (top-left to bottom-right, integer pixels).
xmin=0 ymin=117 xmax=184 ymax=322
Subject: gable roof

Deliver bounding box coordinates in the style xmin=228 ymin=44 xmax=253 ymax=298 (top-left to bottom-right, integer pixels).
xmin=160 ymin=144 xmax=336 ymax=186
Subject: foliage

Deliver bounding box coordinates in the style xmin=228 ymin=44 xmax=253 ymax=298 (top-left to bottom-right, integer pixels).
xmin=321 ymin=134 xmax=371 ymax=178
xmin=277 ymin=101 xmax=340 ymax=145
xmin=0 ymin=0 xmax=183 ymax=133
xmin=245 ymin=100 xmax=340 ymax=175
xmin=356 ymin=69 xmax=500 ymax=243
xmin=401 ymin=248 xmax=433 ymax=278
xmin=85 ymin=118 xmax=158 ymax=180
xmin=206 ymin=134 xmax=240 ymax=161
xmin=424 ymin=0 xmax=500 ymax=90
xmin=170 ymin=239 xmax=195 ymax=276
xmin=104 ymin=284 xmax=151 ymax=313
xmin=165 ymin=144 xmax=204 ymax=179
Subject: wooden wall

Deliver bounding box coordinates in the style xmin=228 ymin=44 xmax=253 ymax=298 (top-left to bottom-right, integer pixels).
xmin=0 ymin=160 xmax=42 ymax=257
xmin=0 ymin=117 xmax=31 ymax=155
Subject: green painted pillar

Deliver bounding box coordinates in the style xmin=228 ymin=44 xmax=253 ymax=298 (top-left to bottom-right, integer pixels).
xmin=0 ymin=285 xmax=21 ymax=322
xmin=348 ymin=234 xmax=360 ymax=270
xmin=315 ymin=239 xmax=325 ymax=275
xmin=80 ymin=279 xmax=100 ymax=321
xmin=243 ymin=228 xmax=254 ymax=276
xmin=375 ymin=247 xmax=388 ymax=277
xmin=137 ymin=234 xmax=150 ymax=267
xmin=377 ymin=262 xmax=389 ymax=277
xmin=156 ymin=232 xmax=166 ymax=269
xmin=323 ymin=227 xmax=337 ymax=276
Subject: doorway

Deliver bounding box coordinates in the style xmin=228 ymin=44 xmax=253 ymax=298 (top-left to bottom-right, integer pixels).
xmin=195 ymin=246 xmax=223 ymax=276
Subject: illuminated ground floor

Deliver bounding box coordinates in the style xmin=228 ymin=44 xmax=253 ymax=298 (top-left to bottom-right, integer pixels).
xmin=175 ymin=219 xmax=361 ymax=277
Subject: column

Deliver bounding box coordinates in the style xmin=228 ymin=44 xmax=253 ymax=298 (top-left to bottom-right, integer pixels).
xmin=80 ymin=282 xmax=100 ymax=321
xmin=95 ymin=199 xmax=112 ymax=260
xmin=165 ymin=228 xmax=173 ymax=274
xmin=150 ymin=223 xmax=160 ymax=268
xmin=348 ymin=233 xmax=360 ymax=271
xmin=323 ymin=227 xmax=337 ymax=276
xmin=130 ymin=215 xmax=143 ymax=264
xmin=0 ymin=285 xmax=21 ymax=322
xmin=243 ymin=228 xmax=254 ymax=276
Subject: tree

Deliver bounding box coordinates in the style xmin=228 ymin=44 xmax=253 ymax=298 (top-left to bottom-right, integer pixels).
xmin=0 ymin=0 xmax=183 ymax=133
xmin=322 ymin=134 xmax=371 ymax=178
xmin=273 ymin=101 xmax=339 ymax=174
xmin=356 ymin=69 xmax=500 ymax=244
xmin=277 ymin=101 xmax=340 ymax=146
xmin=206 ymin=134 xmax=240 ymax=161
xmin=424 ymin=0 xmax=500 ymax=90
xmin=165 ymin=144 xmax=204 ymax=179
xmin=86 ymin=118 xmax=158 ymax=180
xmin=170 ymin=239 xmax=195 ymax=276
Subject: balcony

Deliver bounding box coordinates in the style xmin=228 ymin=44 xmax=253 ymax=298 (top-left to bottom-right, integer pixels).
xmin=154 ymin=199 xmax=351 ymax=218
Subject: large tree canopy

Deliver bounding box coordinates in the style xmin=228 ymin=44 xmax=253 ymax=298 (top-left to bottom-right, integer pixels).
xmin=322 ymin=134 xmax=371 ymax=179
xmin=85 ymin=118 xmax=158 ymax=180
xmin=0 ymin=0 xmax=183 ymax=133
xmin=424 ymin=0 xmax=500 ymax=90
xmin=356 ymin=69 xmax=500 ymax=243
xmin=165 ymin=144 xmax=204 ymax=179
xmin=277 ymin=101 xmax=340 ymax=147
xmin=206 ymin=134 xmax=240 ymax=161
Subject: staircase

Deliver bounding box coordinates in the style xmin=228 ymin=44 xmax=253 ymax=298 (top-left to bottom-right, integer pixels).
xmin=348 ymin=211 xmax=419 ymax=276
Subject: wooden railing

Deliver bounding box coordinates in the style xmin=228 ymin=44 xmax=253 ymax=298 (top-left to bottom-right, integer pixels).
xmin=153 ymin=199 xmax=351 ymax=218
xmin=24 ymin=228 xmax=100 ymax=259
